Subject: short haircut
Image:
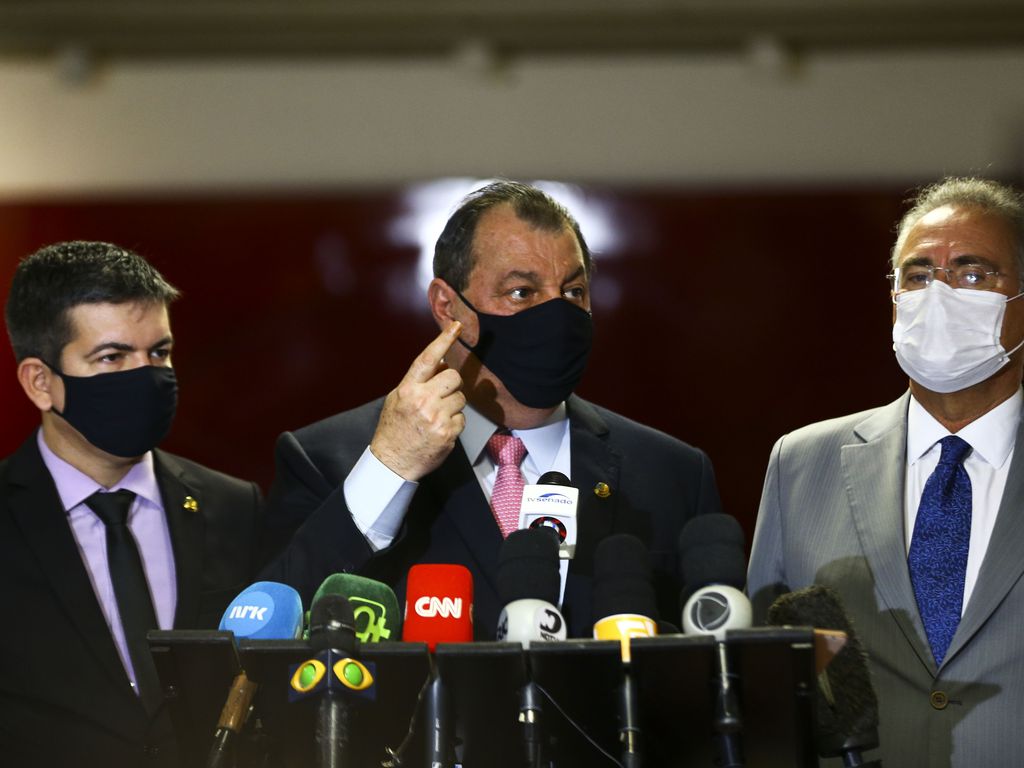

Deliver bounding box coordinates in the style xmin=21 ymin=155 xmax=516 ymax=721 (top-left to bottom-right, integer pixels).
xmin=433 ymin=180 xmax=593 ymax=292
xmin=5 ymin=240 xmax=180 ymax=364
xmin=892 ymin=177 xmax=1024 ymax=284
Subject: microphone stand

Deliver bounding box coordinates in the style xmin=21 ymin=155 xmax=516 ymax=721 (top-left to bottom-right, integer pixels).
xmin=712 ymin=641 xmax=743 ymax=768
xmin=316 ymin=680 xmax=349 ymax=768
xmin=518 ymin=680 xmax=543 ymax=768
xmin=425 ymin=665 xmax=452 ymax=768
xmin=618 ymin=662 xmax=643 ymax=768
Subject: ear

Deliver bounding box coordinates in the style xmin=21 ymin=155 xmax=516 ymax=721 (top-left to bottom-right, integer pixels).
xmin=17 ymin=358 xmax=59 ymax=412
xmin=428 ymin=278 xmax=462 ymax=329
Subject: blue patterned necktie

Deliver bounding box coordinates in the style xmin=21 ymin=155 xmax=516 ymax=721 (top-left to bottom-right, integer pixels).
xmin=908 ymin=435 xmax=972 ymax=667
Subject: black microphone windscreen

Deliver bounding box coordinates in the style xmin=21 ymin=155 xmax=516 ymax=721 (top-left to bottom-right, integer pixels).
xmin=309 ymin=594 xmax=358 ymax=653
xmin=678 ymin=514 xmax=746 ymax=600
xmin=537 ymin=471 xmax=572 ymax=486
xmin=766 ymin=585 xmax=879 ymax=757
xmin=592 ymin=534 xmax=659 ymax=621
xmin=497 ymin=528 xmax=561 ymax=605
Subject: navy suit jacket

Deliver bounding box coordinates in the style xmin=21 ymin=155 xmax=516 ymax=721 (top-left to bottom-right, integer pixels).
xmin=0 ymin=433 xmax=262 ymax=768
xmin=262 ymin=395 xmax=723 ymax=637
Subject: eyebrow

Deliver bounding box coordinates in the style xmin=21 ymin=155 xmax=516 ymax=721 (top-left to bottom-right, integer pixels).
xmin=562 ymin=266 xmax=586 ymax=284
xmin=901 ymin=253 xmax=1000 ymax=269
xmin=497 ymin=266 xmax=587 ymax=285
xmin=85 ymin=336 xmax=174 ymax=357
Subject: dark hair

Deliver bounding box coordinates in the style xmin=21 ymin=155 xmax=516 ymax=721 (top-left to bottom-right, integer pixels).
xmin=5 ymin=241 xmax=180 ymax=364
xmin=433 ymin=180 xmax=593 ymax=291
xmin=892 ymin=177 xmax=1024 ymax=282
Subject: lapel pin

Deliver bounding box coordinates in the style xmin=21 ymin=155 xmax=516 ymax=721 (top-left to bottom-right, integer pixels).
xmin=183 ymin=496 xmax=199 ymax=513
xmin=593 ymin=482 xmax=611 ymax=498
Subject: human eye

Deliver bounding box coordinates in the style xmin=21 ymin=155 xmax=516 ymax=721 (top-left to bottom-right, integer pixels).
xmin=151 ymin=347 xmax=172 ymax=363
xmin=899 ymin=265 xmax=931 ymax=289
xmin=97 ymin=351 xmax=124 ymax=364
xmin=508 ymin=286 xmax=535 ymax=302
xmin=956 ymin=265 xmax=989 ymax=288
xmin=563 ymin=284 xmax=587 ymax=301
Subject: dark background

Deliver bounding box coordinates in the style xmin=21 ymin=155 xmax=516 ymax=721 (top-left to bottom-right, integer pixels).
xmin=0 ymin=185 xmax=917 ymax=541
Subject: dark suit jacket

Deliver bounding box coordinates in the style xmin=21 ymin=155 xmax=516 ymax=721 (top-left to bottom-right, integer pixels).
xmin=0 ymin=432 xmax=262 ymax=768
xmin=261 ymin=395 xmax=723 ymax=637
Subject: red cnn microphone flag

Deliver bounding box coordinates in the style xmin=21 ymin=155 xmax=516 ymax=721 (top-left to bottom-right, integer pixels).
xmin=402 ymin=564 xmax=474 ymax=651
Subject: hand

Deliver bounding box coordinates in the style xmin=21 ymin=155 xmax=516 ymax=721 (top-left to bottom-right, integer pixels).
xmin=370 ymin=323 xmax=467 ymax=481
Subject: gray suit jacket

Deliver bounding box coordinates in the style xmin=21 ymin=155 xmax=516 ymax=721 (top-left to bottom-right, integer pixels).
xmin=747 ymin=392 xmax=1024 ymax=768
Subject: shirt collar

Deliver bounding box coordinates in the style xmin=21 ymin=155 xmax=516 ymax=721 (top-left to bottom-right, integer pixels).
xmin=460 ymin=401 xmax=569 ymax=470
xmin=907 ymin=389 xmax=1022 ymax=469
xmin=36 ymin=429 xmax=163 ymax=513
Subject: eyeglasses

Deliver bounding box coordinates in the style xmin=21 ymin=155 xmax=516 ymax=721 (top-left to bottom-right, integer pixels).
xmin=887 ymin=264 xmax=1006 ymax=302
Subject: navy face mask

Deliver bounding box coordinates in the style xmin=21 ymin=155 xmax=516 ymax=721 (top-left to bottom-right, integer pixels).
xmin=48 ymin=364 xmax=178 ymax=458
xmin=456 ymin=292 xmax=593 ymax=409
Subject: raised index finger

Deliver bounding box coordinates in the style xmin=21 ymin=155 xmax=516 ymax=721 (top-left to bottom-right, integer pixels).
xmin=404 ymin=321 xmax=462 ymax=383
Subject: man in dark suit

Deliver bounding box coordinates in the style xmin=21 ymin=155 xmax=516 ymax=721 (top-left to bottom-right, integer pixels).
xmin=263 ymin=181 xmax=722 ymax=636
xmin=0 ymin=241 xmax=262 ymax=767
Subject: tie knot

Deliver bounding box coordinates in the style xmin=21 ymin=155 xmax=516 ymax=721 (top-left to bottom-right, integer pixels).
xmin=487 ymin=431 xmax=527 ymax=468
xmin=85 ymin=490 xmax=137 ymax=528
xmin=938 ymin=435 xmax=972 ymax=466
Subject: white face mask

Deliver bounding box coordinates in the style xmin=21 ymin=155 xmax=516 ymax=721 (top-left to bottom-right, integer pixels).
xmin=892 ymin=279 xmax=1024 ymax=393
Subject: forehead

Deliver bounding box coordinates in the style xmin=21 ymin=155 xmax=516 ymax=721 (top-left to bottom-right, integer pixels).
xmin=65 ymin=301 xmax=171 ymax=343
xmin=468 ymin=205 xmax=585 ymax=278
xmin=898 ymin=204 xmax=1017 ymax=265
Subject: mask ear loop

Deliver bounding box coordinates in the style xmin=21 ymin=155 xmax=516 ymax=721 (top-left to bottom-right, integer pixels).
xmin=37 ymin=359 xmax=70 ymax=418
xmin=451 ymin=290 xmax=482 ymax=354
xmin=1001 ymin=291 xmax=1024 ymax=357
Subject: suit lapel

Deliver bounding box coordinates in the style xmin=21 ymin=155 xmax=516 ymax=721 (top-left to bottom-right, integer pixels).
xmin=563 ymin=397 xmax=619 ymax=633
xmin=423 ymin=443 xmax=503 ymax=603
xmin=566 ymin=396 xmax=619 ymax=573
xmin=945 ymin=411 xmax=1024 ymax=664
xmin=154 ymin=450 xmax=205 ymax=628
xmin=5 ymin=434 xmax=134 ymax=694
xmin=842 ymin=394 xmax=936 ymax=673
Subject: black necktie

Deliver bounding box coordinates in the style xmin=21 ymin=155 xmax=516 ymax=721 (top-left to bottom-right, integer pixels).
xmin=85 ymin=490 xmax=162 ymax=713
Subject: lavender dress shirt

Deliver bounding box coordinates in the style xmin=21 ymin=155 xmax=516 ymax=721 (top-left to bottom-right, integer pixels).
xmin=37 ymin=431 xmax=177 ymax=694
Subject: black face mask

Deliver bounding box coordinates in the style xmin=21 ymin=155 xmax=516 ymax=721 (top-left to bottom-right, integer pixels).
xmin=456 ymin=293 xmax=593 ymax=409
xmin=48 ymin=364 xmax=178 ymax=458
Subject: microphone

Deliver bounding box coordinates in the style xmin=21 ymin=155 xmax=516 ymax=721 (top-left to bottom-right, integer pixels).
xmin=401 ymin=564 xmax=473 ymax=768
xmin=517 ymin=471 xmax=579 ymax=559
xmin=679 ymin=514 xmax=751 ymax=640
xmin=208 ymin=581 xmax=304 ymax=768
xmin=766 ymin=585 xmax=881 ymax=768
xmin=496 ymin=528 xmax=567 ymax=768
xmin=592 ymin=534 xmax=659 ymax=768
xmin=219 ymin=580 xmax=305 ymax=640
xmin=496 ymin=528 xmax=567 ymax=645
xmin=300 ymin=594 xmax=363 ymax=768
xmin=678 ymin=514 xmax=750 ymax=768
xmin=592 ymin=534 xmax=659 ymax=657
xmin=313 ymin=573 xmax=401 ymax=644
xmin=401 ymin=563 xmax=474 ymax=651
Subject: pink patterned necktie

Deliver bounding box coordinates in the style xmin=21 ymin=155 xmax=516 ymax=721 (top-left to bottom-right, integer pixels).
xmin=487 ymin=430 xmax=528 ymax=538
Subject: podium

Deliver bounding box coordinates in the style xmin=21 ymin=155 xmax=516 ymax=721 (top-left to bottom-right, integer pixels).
xmin=150 ymin=627 xmax=819 ymax=767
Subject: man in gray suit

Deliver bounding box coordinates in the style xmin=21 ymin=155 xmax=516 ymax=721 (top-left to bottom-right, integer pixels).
xmin=748 ymin=177 xmax=1024 ymax=767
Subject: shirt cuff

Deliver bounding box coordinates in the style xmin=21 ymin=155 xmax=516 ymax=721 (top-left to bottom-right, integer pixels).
xmin=344 ymin=446 xmax=418 ymax=552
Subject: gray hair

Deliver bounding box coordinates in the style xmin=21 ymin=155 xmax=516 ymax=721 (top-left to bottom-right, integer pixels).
xmin=891 ymin=177 xmax=1024 ymax=288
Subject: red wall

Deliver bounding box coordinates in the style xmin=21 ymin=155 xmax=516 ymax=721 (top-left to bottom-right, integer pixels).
xmin=0 ymin=186 xmax=913 ymax=540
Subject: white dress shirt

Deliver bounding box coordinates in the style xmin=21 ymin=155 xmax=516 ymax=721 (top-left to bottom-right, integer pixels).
xmin=904 ymin=390 xmax=1021 ymax=614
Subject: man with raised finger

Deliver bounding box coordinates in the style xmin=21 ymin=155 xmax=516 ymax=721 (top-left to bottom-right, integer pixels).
xmin=263 ymin=181 xmax=723 ymax=637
